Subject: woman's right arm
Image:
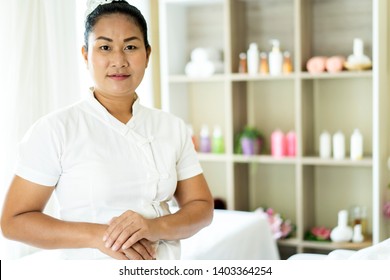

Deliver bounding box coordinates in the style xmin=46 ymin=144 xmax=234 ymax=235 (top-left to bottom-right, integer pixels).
xmin=0 ymin=175 xmax=153 ymax=260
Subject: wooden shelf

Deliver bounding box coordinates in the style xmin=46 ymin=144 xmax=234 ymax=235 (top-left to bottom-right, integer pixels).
xmin=301 ymin=157 xmax=373 ymax=167
xmin=159 ymin=0 xmax=389 ymax=259
xmin=301 ymin=239 xmax=372 ymax=251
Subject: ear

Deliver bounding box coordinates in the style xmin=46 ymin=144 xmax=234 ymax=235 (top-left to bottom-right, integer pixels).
xmin=81 ymin=46 xmax=89 ymax=67
xmin=145 ymin=46 xmax=152 ymax=68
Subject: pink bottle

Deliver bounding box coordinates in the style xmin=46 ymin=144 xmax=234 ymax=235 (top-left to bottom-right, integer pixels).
xmin=286 ymin=130 xmax=296 ymax=157
xmin=271 ymin=129 xmax=286 ymax=157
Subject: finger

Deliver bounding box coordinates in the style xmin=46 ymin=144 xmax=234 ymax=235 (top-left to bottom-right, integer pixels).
xmin=131 ymin=242 xmax=154 ymax=260
xmin=113 ymin=251 xmax=130 ymax=260
xmin=122 ymin=247 xmax=144 ymax=260
xmin=121 ymin=229 xmax=142 ymax=250
xmin=111 ymin=226 xmax=140 ymax=251
xmin=103 ymin=211 xmax=136 ymax=243
xmin=139 ymin=239 xmax=157 ymax=259
xmin=104 ymin=221 xmax=130 ymax=249
xmin=103 ymin=217 xmax=122 ymax=243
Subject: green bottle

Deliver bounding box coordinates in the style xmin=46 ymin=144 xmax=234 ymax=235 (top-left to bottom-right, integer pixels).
xmin=212 ymin=125 xmax=224 ymax=154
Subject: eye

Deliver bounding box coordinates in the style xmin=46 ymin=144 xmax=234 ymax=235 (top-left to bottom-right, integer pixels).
xmin=99 ymin=45 xmax=110 ymax=51
xmin=125 ymin=45 xmax=137 ymax=51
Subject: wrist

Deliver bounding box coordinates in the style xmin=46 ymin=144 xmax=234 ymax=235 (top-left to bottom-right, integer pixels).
xmin=86 ymin=223 xmax=107 ymax=249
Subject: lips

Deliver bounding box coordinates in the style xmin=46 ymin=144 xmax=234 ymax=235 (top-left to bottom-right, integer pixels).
xmin=108 ymin=74 xmax=130 ymax=81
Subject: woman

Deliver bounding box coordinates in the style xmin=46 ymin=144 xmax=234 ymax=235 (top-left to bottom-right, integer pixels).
xmin=1 ymin=0 xmax=213 ymax=260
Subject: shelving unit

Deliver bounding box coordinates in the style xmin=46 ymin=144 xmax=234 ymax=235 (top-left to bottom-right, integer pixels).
xmin=159 ymin=0 xmax=389 ymax=259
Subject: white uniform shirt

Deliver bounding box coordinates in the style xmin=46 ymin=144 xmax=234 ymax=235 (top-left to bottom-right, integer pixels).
xmin=15 ymin=90 xmax=203 ymax=259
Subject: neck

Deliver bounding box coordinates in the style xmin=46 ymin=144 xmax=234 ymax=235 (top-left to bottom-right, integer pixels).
xmin=93 ymin=90 xmax=137 ymax=124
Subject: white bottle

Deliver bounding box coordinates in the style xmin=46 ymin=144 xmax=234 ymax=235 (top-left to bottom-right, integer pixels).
xmin=333 ymin=131 xmax=345 ymax=160
xmin=352 ymin=224 xmax=364 ymax=243
xmin=350 ymin=129 xmax=363 ymax=160
xmin=319 ymin=131 xmax=331 ymax=158
xmin=247 ymin=43 xmax=259 ymax=75
xmin=268 ymin=39 xmax=283 ymax=75
xmin=330 ymin=210 xmax=353 ymax=242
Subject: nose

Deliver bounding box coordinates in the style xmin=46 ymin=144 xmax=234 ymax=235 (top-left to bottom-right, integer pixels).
xmin=110 ymin=50 xmax=128 ymax=68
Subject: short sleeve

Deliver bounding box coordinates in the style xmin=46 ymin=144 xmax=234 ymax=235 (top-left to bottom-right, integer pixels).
xmin=175 ymin=120 xmax=203 ymax=181
xmin=15 ymin=117 xmax=62 ymax=187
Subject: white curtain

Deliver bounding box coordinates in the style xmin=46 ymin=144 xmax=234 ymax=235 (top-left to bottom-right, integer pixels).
xmin=0 ymin=0 xmax=154 ymax=259
xmin=0 ymin=0 xmax=80 ymax=259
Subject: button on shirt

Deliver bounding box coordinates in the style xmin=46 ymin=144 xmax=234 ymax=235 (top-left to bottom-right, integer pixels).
xmin=15 ymin=90 xmax=203 ymax=259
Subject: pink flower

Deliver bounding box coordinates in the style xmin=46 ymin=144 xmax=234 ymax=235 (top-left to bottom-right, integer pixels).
xmin=311 ymin=226 xmax=331 ymax=240
xmin=256 ymin=207 xmax=294 ymax=240
xmin=383 ymin=201 xmax=390 ymax=219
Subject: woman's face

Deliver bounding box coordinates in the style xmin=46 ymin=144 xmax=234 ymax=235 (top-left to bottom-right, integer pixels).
xmin=82 ymin=13 xmax=151 ymax=98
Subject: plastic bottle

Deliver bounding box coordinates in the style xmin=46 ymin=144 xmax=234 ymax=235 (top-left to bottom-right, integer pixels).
xmin=212 ymin=125 xmax=224 ymax=154
xmin=286 ymin=130 xmax=296 ymax=157
xmin=319 ymin=131 xmax=331 ymax=158
xmin=333 ymin=131 xmax=345 ymax=160
xmin=271 ymin=129 xmax=286 ymax=157
xmin=259 ymin=52 xmax=269 ymax=74
xmin=268 ymin=39 xmax=283 ymax=75
xmin=199 ymin=125 xmax=211 ymax=153
xmin=350 ymin=129 xmax=363 ymax=160
xmin=238 ymin=52 xmax=247 ymax=73
xmin=247 ymin=43 xmax=259 ymax=75
xmin=282 ymin=51 xmax=293 ymax=73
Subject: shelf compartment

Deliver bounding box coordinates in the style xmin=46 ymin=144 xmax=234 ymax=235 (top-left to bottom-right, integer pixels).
xmin=301 ymin=77 xmax=373 ymax=157
xmin=161 ymin=0 xmax=226 ymax=76
xmin=302 ymin=165 xmax=373 ymax=239
xmin=166 ymin=82 xmax=227 ymax=133
xmin=248 ymin=163 xmax=297 ymax=223
xmin=248 ymin=80 xmax=296 ymax=148
xmin=300 ymin=0 xmax=373 ymax=71
xmin=230 ymin=0 xmax=295 ymax=74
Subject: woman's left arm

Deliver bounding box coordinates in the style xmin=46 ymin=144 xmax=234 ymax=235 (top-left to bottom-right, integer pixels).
xmin=103 ymin=173 xmax=214 ymax=251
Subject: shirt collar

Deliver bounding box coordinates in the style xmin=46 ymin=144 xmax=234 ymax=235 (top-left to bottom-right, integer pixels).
xmin=85 ymin=87 xmax=142 ymax=134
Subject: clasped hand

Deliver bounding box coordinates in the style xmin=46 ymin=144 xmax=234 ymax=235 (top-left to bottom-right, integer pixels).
xmin=103 ymin=210 xmax=159 ymax=260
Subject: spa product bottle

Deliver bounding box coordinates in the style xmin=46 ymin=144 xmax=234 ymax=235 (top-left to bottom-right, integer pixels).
xmin=286 ymin=130 xmax=296 ymax=157
xmin=269 ymin=39 xmax=282 ymax=75
xmin=282 ymin=51 xmax=293 ymax=73
xmin=238 ymin=52 xmax=247 ymax=73
xmin=271 ymin=129 xmax=286 ymax=157
xmin=352 ymin=224 xmax=364 ymax=243
xmin=319 ymin=131 xmax=331 ymax=158
xmin=350 ymin=129 xmax=363 ymax=160
xmin=247 ymin=43 xmax=259 ymax=75
xmin=259 ymin=52 xmax=269 ymax=74
xmin=212 ymin=125 xmax=224 ymax=154
xmin=330 ymin=210 xmax=353 ymax=242
xmin=333 ymin=131 xmax=345 ymax=160
xmin=199 ymin=125 xmax=211 ymax=153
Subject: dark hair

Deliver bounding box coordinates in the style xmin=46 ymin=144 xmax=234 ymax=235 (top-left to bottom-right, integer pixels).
xmin=84 ymin=0 xmax=150 ymax=51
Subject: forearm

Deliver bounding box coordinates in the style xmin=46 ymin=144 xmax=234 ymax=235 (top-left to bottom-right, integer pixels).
xmin=2 ymin=212 xmax=105 ymax=250
xmin=155 ymin=199 xmax=213 ymax=241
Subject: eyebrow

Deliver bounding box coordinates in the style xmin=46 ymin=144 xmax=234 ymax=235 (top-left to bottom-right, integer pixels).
xmin=95 ymin=36 xmax=141 ymax=43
